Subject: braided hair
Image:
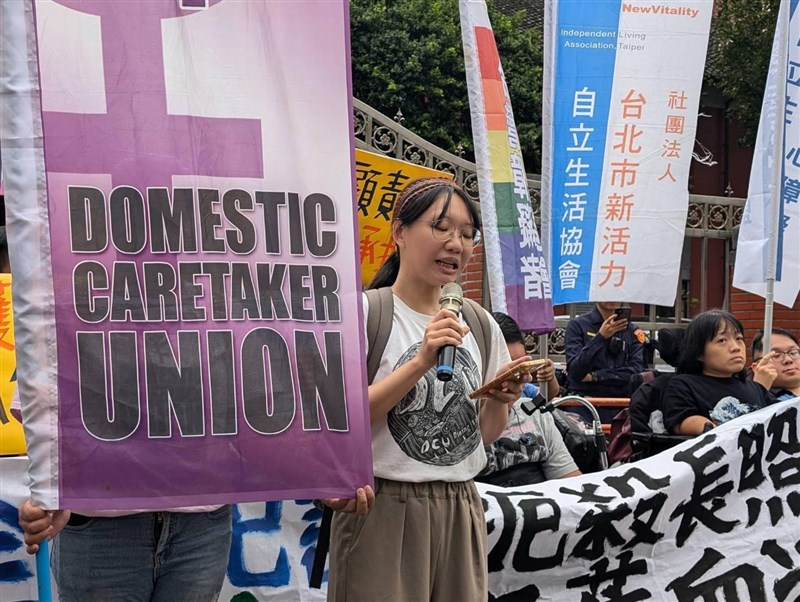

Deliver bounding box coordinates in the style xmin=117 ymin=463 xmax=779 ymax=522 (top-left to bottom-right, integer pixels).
xmin=368 ymin=178 xmax=480 ymax=289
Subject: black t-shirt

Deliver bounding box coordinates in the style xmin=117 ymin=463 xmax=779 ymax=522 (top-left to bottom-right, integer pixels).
xmin=662 ymin=374 xmax=773 ymax=432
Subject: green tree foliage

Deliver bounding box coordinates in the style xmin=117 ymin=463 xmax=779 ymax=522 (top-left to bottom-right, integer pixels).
xmin=350 ymin=0 xmax=544 ymax=171
xmin=706 ymin=0 xmax=781 ymax=145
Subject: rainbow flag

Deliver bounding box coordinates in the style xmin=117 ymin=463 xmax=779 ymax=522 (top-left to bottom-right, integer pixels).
xmin=460 ymin=0 xmax=554 ymax=333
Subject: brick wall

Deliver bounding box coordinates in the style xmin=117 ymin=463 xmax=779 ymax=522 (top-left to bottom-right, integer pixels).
xmin=461 ymin=245 xmax=484 ymax=306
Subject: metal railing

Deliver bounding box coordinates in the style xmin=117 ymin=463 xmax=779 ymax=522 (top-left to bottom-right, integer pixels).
xmin=354 ymin=98 xmax=745 ymax=238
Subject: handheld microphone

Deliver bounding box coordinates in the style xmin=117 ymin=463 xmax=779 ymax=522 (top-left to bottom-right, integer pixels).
xmin=436 ymin=282 xmax=464 ymax=382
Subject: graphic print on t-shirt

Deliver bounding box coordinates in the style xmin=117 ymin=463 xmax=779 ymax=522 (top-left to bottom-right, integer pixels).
xmin=490 ymin=433 xmax=547 ymax=472
xmin=709 ymin=395 xmax=753 ymax=424
xmin=387 ymin=343 xmax=482 ymax=465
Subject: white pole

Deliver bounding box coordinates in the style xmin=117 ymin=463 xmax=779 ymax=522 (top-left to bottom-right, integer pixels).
xmin=539 ymin=333 xmax=549 ymax=399
xmin=762 ymin=3 xmax=789 ymax=354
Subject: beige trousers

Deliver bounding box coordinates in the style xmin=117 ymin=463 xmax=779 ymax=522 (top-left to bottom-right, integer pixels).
xmin=327 ymin=477 xmax=488 ymax=602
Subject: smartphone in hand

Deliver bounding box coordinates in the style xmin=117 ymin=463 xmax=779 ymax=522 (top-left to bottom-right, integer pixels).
xmin=613 ymin=306 xmax=631 ymax=321
xmin=469 ymin=359 xmax=545 ymax=399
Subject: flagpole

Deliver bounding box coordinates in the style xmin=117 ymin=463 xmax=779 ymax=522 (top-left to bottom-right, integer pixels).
xmin=762 ymin=2 xmax=789 ymax=354
xmin=538 ymin=333 xmax=549 ymax=400
xmin=36 ymin=540 xmax=52 ymax=602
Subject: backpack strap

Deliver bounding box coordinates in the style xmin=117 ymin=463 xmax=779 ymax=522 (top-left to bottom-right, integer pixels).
xmin=365 ymin=288 xmax=491 ymax=383
xmin=309 ymin=503 xmax=332 ymax=588
xmin=365 ymin=287 xmax=394 ymax=385
xmin=462 ymin=297 xmax=491 ymax=381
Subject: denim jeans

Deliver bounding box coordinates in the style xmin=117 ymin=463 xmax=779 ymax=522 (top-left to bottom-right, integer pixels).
xmin=52 ymin=506 xmax=232 ymax=602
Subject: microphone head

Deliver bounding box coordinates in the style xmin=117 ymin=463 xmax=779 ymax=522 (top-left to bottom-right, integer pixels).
xmin=439 ymin=282 xmax=463 ymax=314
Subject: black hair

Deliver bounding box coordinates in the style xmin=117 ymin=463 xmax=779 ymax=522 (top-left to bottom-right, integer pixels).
xmin=491 ymin=311 xmax=524 ymax=346
xmin=677 ymin=309 xmax=747 ymax=379
xmin=751 ymin=327 xmax=800 ymax=357
xmin=368 ymin=178 xmax=481 ymax=290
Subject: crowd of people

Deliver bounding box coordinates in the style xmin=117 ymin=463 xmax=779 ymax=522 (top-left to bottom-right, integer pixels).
xmin=5 ymin=178 xmax=799 ymax=601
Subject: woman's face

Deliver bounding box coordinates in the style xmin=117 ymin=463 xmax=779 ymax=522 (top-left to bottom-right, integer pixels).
xmin=394 ymin=193 xmax=476 ymax=288
xmin=700 ymin=322 xmax=746 ymax=377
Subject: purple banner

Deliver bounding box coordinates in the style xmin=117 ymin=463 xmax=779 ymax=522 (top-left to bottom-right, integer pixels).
xmin=14 ymin=0 xmax=372 ymax=509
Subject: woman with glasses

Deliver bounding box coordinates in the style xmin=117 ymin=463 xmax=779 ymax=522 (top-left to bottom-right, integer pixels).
xmin=751 ymin=328 xmax=800 ymax=402
xmin=662 ymin=310 xmax=778 ymax=436
xmin=327 ymin=177 xmax=531 ymax=601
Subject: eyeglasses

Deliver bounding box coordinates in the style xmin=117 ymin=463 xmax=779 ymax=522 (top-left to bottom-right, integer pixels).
xmin=769 ymin=348 xmax=800 ymax=362
xmin=424 ymin=219 xmax=482 ymax=248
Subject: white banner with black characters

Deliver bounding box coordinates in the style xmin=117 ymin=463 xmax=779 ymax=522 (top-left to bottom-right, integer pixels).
xmin=484 ymin=397 xmax=800 ymax=601
xmin=1 ymin=398 xmax=798 ymax=601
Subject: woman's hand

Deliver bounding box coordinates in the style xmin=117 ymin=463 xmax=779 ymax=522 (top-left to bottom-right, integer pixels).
xmin=367 ymin=309 xmax=469 ymax=423
xmin=320 ymin=486 xmax=375 ymax=516
xmin=535 ymin=358 xmax=561 ymax=400
xmin=481 ymin=356 xmax=534 ymax=405
xmin=753 ymin=352 xmax=778 ymax=391
xmin=18 ymin=499 xmax=70 ymax=554
xmin=414 ymin=309 xmax=470 ymax=370
xmin=479 ymin=356 xmax=534 ymax=444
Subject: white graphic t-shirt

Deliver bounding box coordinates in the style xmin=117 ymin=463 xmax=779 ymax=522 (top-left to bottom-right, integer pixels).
xmin=365 ymin=293 xmax=511 ymax=482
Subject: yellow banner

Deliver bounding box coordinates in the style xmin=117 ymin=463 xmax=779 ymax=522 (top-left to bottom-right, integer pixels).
xmin=355 ymin=149 xmax=453 ymax=287
xmin=0 ymin=274 xmax=26 ymax=455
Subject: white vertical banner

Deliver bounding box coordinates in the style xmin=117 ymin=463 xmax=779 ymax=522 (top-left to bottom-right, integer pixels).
xmin=733 ymin=0 xmax=800 ymax=308
xmin=542 ymin=0 xmax=713 ymax=305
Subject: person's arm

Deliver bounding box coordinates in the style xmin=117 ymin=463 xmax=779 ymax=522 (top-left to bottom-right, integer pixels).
xmin=675 ymin=415 xmax=716 ymax=436
xmin=368 ymin=308 xmax=467 ymax=423
xmin=18 ymin=499 xmax=70 ymax=555
xmin=479 ymin=356 xmax=532 ymax=445
xmin=594 ymin=325 xmax=645 ymax=384
xmin=564 ymin=318 xmax=604 ymax=382
xmin=535 ymin=359 xmax=561 ymax=401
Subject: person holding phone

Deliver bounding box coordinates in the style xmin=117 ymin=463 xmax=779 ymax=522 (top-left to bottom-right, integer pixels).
xmin=477 ymin=312 xmax=581 ymax=487
xmin=564 ymin=302 xmax=646 ymax=407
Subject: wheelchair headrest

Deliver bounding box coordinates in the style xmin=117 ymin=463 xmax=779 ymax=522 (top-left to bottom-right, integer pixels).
xmin=657 ymin=327 xmax=685 ymax=367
